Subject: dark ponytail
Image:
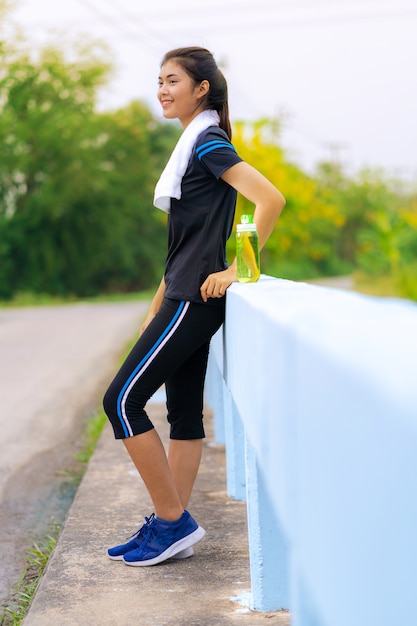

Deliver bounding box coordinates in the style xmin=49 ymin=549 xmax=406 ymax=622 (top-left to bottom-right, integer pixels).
xmin=160 ymin=47 xmax=232 ymax=140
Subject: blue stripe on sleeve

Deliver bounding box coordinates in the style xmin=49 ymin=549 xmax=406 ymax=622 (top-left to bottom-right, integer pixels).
xmin=196 ymin=140 xmax=236 ymax=161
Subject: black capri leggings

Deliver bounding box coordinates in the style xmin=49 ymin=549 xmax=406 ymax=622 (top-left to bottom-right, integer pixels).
xmin=103 ymin=298 xmax=224 ymax=440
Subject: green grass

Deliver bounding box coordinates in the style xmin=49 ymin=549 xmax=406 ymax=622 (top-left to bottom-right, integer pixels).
xmin=353 ymin=272 xmax=401 ymax=298
xmin=0 ymin=288 xmax=156 ymax=309
xmin=353 ymin=270 xmax=417 ymax=302
xmin=64 ymin=410 xmax=108 ymax=486
xmin=0 ymin=533 xmax=58 ymax=625
xmin=0 ymin=411 xmax=108 ymax=625
xmin=76 ymin=411 xmax=107 ymax=467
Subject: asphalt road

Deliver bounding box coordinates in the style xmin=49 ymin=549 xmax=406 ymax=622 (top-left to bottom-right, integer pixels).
xmin=0 ymin=300 xmax=148 ymax=605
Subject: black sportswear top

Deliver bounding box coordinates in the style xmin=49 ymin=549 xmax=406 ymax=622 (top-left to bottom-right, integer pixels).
xmin=164 ymin=126 xmax=243 ymax=305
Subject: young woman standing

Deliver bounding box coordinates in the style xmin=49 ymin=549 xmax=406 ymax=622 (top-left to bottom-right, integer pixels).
xmin=103 ymin=47 xmax=285 ymax=566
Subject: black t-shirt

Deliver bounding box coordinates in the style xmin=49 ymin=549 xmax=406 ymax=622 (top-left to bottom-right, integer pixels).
xmin=164 ymin=126 xmax=243 ymax=305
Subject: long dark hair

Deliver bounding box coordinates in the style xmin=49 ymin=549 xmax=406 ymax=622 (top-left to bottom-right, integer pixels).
xmin=160 ymin=47 xmax=232 ymax=140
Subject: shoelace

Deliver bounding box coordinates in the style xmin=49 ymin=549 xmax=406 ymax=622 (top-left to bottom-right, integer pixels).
xmin=140 ymin=514 xmax=159 ymax=544
xmin=126 ymin=513 xmax=156 ymax=541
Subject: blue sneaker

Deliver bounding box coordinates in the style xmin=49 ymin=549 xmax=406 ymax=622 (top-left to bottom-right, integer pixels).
xmin=107 ymin=514 xmax=195 ymax=561
xmin=107 ymin=516 xmax=150 ymax=561
xmin=123 ymin=510 xmax=205 ymax=567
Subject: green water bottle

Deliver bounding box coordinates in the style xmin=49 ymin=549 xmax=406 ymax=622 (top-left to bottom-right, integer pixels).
xmin=236 ymin=214 xmax=260 ymax=283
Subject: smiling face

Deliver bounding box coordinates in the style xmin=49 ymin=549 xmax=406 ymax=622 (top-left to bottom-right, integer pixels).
xmin=157 ymin=60 xmax=209 ymax=128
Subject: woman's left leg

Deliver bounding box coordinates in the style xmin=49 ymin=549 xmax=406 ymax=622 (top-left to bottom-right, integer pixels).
xmin=168 ymin=440 xmax=203 ymax=509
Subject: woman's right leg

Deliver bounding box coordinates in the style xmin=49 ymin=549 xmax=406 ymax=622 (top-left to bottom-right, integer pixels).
xmin=103 ymin=299 xmax=223 ymax=518
xmin=103 ymin=300 xmax=192 ymax=520
xmin=103 ymin=299 xmax=222 ymax=565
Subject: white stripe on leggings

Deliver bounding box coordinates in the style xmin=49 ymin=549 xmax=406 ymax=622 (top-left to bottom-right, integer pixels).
xmin=120 ymin=301 xmax=190 ymax=437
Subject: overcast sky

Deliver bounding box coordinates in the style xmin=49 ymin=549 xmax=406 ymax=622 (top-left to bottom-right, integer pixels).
xmin=7 ymin=0 xmax=417 ymax=180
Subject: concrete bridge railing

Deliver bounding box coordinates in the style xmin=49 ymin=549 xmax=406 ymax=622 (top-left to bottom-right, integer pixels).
xmin=205 ymin=275 xmax=417 ymax=626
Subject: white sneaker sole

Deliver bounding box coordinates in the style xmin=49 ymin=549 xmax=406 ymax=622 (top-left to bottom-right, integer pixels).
xmin=108 ymin=546 xmax=193 ymax=561
xmin=172 ymin=546 xmax=194 ymax=559
xmin=123 ymin=525 xmax=205 ymax=567
xmin=107 ymin=552 xmax=124 ymax=561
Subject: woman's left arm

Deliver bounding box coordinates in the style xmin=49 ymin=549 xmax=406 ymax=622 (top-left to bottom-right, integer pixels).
xmin=200 ymin=161 xmax=285 ymax=302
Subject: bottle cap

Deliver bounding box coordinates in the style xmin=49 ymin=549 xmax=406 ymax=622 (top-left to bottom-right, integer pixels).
xmin=241 ymin=214 xmax=253 ymax=224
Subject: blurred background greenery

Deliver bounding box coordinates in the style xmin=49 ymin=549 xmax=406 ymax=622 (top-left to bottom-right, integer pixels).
xmin=1 ymin=2 xmax=416 ymax=303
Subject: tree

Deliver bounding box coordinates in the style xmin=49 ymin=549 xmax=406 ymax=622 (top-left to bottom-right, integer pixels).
xmin=0 ymin=29 xmax=179 ymax=298
xmin=0 ymin=38 xmax=111 ymax=295
xmin=231 ymin=119 xmax=345 ymax=279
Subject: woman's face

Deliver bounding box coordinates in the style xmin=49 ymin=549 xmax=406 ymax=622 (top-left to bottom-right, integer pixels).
xmin=157 ymin=60 xmax=207 ymax=128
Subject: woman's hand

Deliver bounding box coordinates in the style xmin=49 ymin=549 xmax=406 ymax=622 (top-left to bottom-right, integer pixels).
xmin=139 ymin=275 xmax=165 ymax=335
xmin=139 ymin=311 xmax=156 ymax=336
xmin=200 ymin=264 xmax=237 ymax=303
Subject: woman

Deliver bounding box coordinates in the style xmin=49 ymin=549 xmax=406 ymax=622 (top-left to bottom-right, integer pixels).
xmin=103 ymin=47 xmax=285 ymax=566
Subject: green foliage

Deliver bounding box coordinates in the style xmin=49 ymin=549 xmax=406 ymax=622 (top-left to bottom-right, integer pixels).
xmin=230 ymin=119 xmax=417 ymax=299
xmin=1 ymin=10 xmax=417 ymax=301
xmin=317 ymin=166 xmax=417 ymax=300
xmin=231 ymin=120 xmax=347 ymax=279
xmin=0 ymin=32 xmax=179 ymax=299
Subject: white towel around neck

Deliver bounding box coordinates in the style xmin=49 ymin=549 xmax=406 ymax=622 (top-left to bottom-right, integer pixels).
xmin=153 ymin=109 xmax=220 ymax=213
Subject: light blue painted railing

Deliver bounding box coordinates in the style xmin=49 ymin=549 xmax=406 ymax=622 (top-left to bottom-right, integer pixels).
xmin=205 ymin=275 xmax=417 ymax=625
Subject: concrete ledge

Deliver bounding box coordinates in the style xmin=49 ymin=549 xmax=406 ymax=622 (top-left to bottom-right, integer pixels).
xmin=23 ymin=403 xmax=290 ymax=626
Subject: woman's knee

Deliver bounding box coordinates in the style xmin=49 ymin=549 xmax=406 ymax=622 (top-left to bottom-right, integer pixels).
xmin=102 ymin=380 xmax=122 ymax=432
xmin=103 ymin=378 xmax=155 ymax=439
xmin=103 ymin=382 xmax=116 ymax=419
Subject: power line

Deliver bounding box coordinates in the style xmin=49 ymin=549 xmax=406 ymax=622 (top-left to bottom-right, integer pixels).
xmin=15 ymin=1 xmax=417 ymax=46
xmin=75 ymin=0 xmax=165 ymax=50
xmin=149 ymin=7 xmax=417 ymax=34
xmin=100 ymin=0 xmax=177 ymax=47
xmin=120 ymin=0 xmax=416 ymax=19
xmin=113 ymin=1 xmax=417 ymax=26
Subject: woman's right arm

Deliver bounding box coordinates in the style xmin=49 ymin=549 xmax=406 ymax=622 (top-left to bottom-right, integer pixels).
xmin=140 ymin=276 xmax=165 ymax=335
